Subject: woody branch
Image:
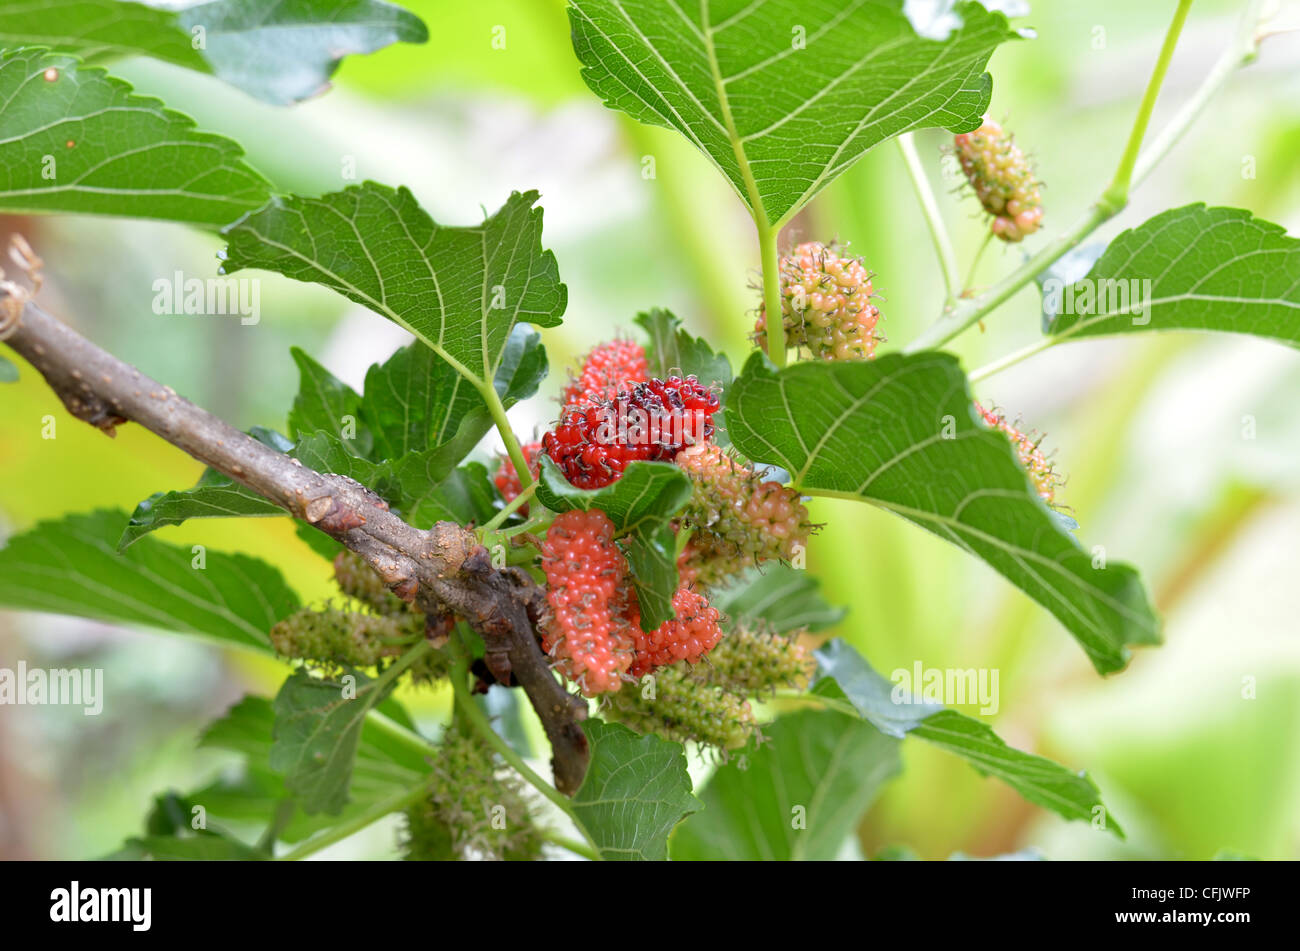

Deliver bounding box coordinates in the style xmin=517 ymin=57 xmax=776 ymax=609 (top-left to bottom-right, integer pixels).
xmin=0 ymin=288 xmax=590 ymax=795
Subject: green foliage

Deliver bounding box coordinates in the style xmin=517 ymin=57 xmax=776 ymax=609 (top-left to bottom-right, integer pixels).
xmin=0 ymin=49 xmax=270 ymax=224
xmin=269 ymin=665 xmax=402 ymax=815
xmin=222 ymin=185 xmax=566 ymax=388
xmin=1047 ymin=204 xmax=1300 ymax=347
xmin=119 ymin=483 xmax=284 ymax=551
xmin=671 ymin=708 xmax=901 ymax=860
xmin=814 ymin=639 xmax=1123 ymax=836
xmin=0 ymin=0 xmax=427 ymax=105
xmin=0 ymin=509 xmax=298 ymax=651
xmin=726 ymin=353 xmax=1161 ymax=674
xmin=712 ymin=564 xmax=846 ymax=633
xmin=201 ymin=695 xmax=428 ymax=845
xmin=2 ymin=0 xmax=1285 ymax=865
xmin=568 ymin=0 xmax=1018 ymax=224
xmin=572 ymin=720 xmax=701 ymax=860
xmin=634 ymin=308 xmax=732 ymax=388
xmin=361 ymin=326 xmax=548 ymax=462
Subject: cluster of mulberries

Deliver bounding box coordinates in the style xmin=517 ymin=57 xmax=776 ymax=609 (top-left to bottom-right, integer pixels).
xmin=976 ymin=402 xmax=1060 ymax=503
xmin=755 ymin=241 xmax=882 ymax=361
xmin=543 ymin=375 xmax=720 ymax=489
xmin=401 ymin=727 xmax=544 ymax=861
xmin=953 ymin=120 xmax=1043 ymax=242
xmin=270 ymin=551 xmax=451 ymax=684
xmin=268 ymin=606 xmax=450 ymax=685
xmin=674 ymin=444 xmax=812 ymax=586
xmin=539 ymin=509 xmax=726 ymax=697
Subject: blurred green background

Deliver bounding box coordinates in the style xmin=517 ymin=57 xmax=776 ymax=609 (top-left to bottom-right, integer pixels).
xmin=1 ymin=0 xmax=1298 ymax=860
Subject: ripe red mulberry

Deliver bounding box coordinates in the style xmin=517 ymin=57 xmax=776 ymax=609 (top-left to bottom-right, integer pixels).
xmin=539 ymin=509 xmax=637 ymax=695
xmin=493 ymin=440 xmax=542 ymax=511
xmin=561 ymin=339 xmax=649 ymax=413
xmin=542 ymin=376 xmax=720 ymax=489
xmin=627 ymin=586 xmax=723 ymax=678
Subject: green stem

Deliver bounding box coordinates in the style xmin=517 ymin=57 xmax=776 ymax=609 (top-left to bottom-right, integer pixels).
xmin=363 ymin=707 xmax=435 ymax=761
xmin=481 ymin=481 xmax=537 ymax=532
xmin=904 ymin=0 xmax=1212 ymax=354
xmin=278 ymin=783 xmax=430 ymax=861
xmin=700 ymin=4 xmax=785 ymax=366
xmin=542 ymin=830 xmax=601 ymax=861
xmin=1100 ymin=0 xmax=1194 ymax=211
xmin=895 ymin=132 xmax=960 ymax=302
xmin=962 ymin=228 xmax=995 ymax=297
xmin=757 ymin=220 xmax=787 ymax=366
xmin=1131 ymin=0 xmax=1268 ymax=189
xmin=372 ymin=637 xmax=433 ymax=691
xmin=967 ymin=335 xmax=1061 ymax=383
xmin=904 ymin=203 xmax=1110 ymax=353
xmin=477 ymin=378 xmax=533 ymax=491
xmin=447 ymin=638 xmax=602 ymax=859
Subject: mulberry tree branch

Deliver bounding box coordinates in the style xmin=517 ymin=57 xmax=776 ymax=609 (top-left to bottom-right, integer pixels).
xmin=1 ymin=293 xmax=590 ymax=795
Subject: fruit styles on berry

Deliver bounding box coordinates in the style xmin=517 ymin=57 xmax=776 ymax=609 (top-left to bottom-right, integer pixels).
xmin=755 ymin=241 xmax=883 ymax=362
xmin=953 ymin=118 xmax=1044 ymax=242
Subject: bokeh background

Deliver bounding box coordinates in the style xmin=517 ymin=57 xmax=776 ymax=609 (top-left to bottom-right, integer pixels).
xmin=1 ymin=0 xmax=1298 ymax=860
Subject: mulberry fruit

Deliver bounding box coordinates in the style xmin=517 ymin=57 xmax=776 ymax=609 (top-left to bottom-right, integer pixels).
xmin=756 ymin=241 xmax=882 ymax=361
xmin=603 ymin=665 xmax=755 ymax=751
xmin=561 ymin=339 xmax=649 ymax=412
xmin=675 ymin=444 xmax=811 ymax=585
xmin=539 ymin=509 xmax=637 ymax=695
xmin=627 ymin=586 xmax=724 ymax=678
xmin=402 ymin=727 xmax=544 ymax=861
xmin=953 ymin=120 xmax=1043 ymax=242
xmin=270 ymin=607 xmax=417 ymax=667
xmin=493 ymin=440 xmax=542 ymax=511
xmin=693 ymin=623 xmax=817 ymax=696
xmin=542 ymin=376 xmax=720 ymax=489
xmin=333 ymin=549 xmax=412 ymax=617
xmin=976 ymin=402 xmax=1060 ymax=503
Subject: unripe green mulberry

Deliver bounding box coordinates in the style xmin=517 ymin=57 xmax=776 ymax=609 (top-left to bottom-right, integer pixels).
xmin=270 ymin=607 xmax=421 ymax=668
xmin=674 ymin=444 xmax=812 ymax=586
xmin=603 ymin=664 xmax=755 ymax=752
xmin=953 ymin=120 xmax=1043 ymax=242
xmin=269 ymin=607 xmax=451 ymax=684
xmin=401 ymin=727 xmax=544 ymax=861
xmin=693 ymin=623 xmax=817 ymax=697
xmin=333 ymin=549 xmax=411 ymax=616
xmin=755 ymin=241 xmax=882 ymax=361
